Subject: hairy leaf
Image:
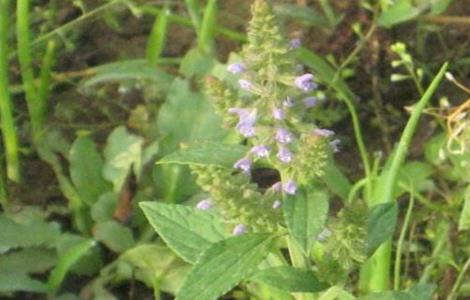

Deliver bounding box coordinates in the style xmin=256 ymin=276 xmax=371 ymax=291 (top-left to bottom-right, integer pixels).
xmin=367 ymin=203 xmax=398 ymax=255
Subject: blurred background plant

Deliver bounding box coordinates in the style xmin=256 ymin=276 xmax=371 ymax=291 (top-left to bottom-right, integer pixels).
xmin=0 ymin=0 xmax=468 ymax=299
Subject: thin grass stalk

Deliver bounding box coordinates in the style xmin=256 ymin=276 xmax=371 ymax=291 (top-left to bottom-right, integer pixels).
xmin=37 ymin=40 xmax=56 ymax=130
xmin=0 ymin=0 xmax=20 ymax=183
xmin=17 ymin=0 xmax=41 ymax=140
xmin=359 ymin=62 xmax=448 ymax=292
xmin=198 ymin=0 xmax=217 ymax=54
xmin=146 ymin=4 xmax=170 ymax=66
xmin=184 ymin=0 xmax=202 ymax=30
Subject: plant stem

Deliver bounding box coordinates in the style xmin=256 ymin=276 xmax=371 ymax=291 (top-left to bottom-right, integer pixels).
xmin=286 ymin=237 xmax=315 ymax=300
xmin=198 ymin=0 xmax=217 ymax=54
xmin=447 ymin=257 xmax=470 ymax=300
xmin=146 ymin=4 xmax=170 ymax=66
xmin=0 ymin=0 xmax=20 ymax=183
xmin=393 ymin=187 xmax=415 ymax=290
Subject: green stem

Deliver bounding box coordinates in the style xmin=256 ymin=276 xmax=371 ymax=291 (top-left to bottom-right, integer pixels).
xmin=0 ymin=0 xmax=20 ymax=183
xmin=146 ymin=4 xmax=170 ymax=66
xmin=184 ymin=0 xmax=202 ymax=30
xmin=37 ymin=40 xmax=56 ymax=131
xmin=393 ymin=187 xmax=415 ymax=290
xmin=286 ymin=237 xmax=314 ymax=300
xmin=447 ymin=257 xmax=470 ymax=300
xmin=198 ymin=0 xmax=217 ymax=54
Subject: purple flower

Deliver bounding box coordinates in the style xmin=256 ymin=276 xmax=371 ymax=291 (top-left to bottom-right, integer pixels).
xmin=314 ymin=128 xmax=335 ymax=137
xmin=330 ymin=139 xmax=340 ymax=153
xmin=228 ymin=108 xmax=257 ymax=137
xmin=227 ymin=63 xmax=246 ymax=74
xmin=272 ymin=200 xmax=282 ymax=209
xmin=283 ymin=96 xmax=294 ymax=107
xmin=283 ymin=180 xmax=297 ymax=195
xmin=277 ymin=146 xmax=293 ymax=163
xmin=295 ymin=73 xmax=317 ymax=92
xmin=250 ymin=145 xmax=270 ymax=158
xmin=304 ymin=96 xmax=318 ymax=108
xmin=196 ymin=199 xmax=213 ymax=210
xmin=233 ymin=224 xmax=247 ymax=235
xmin=234 ymin=157 xmax=251 ymax=172
xmin=271 ymin=182 xmax=282 ymax=192
xmin=272 ymin=108 xmax=285 ymax=120
xmin=276 ymin=128 xmax=293 ymax=144
xmin=290 ymin=38 xmax=301 ymax=49
xmin=238 ymin=79 xmax=254 ymax=91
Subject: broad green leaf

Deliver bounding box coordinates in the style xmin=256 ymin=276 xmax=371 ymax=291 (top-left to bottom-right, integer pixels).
xmin=251 ymin=266 xmax=328 ymax=293
xmin=274 ymin=4 xmax=328 ymax=27
xmin=120 ymin=244 xmax=191 ymax=294
xmin=140 ymin=202 xmax=226 ymax=263
xmin=94 ymin=221 xmax=135 ymax=253
xmin=55 ymin=234 xmax=102 ymax=276
xmin=90 ymin=192 xmax=118 ymax=223
xmin=424 ymin=133 xmax=446 ymax=165
xmin=322 ymin=160 xmax=351 ymax=200
xmin=176 ymin=233 xmax=274 ymax=300
xmin=0 ymin=248 xmax=56 ymax=274
xmin=0 ymin=215 xmax=61 ymax=253
xmin=153 ymin=164 xmax=198 ymax=203
xmin=180 ymin=48 xmax=215 ymax=77
xmin=103 ymin=126 xmax=143 ymax=192
xmin=359 ymin=283 xmax=435 ymax=300
xmin=394 ymin=161 xmax=433 ymax=197
xmin=378 ymin=0 xmax=423 ymax=28
xmin=47 ymin=239 xmax=95 ymax=293
xmin=81 ymin=59 xmax=173 ymax=91
xmin=458 ymin=185 xmax=470 ymax=231
xmin=283 ymin=188 xmax=329 ymax=254
xmin=367 ymin=203 xmax=398 ymax=255
xmin=0 ymin=273 xmax=47 ymax=293
xmin=158 ymin=142 xmax=247 ymax=168
xmin=70 ymin=136 xmax=111 ymax=205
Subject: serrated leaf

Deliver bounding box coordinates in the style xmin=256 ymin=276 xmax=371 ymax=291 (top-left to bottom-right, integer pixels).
xmin=94 ymin=221 xmax=135 ymax=253
xmin=0 ymin=215 xmax=61 ymax=253
xmin=459 ymin=185 xmax=470 ymax=231
xmin=176 ymin=234 xmax=274 ymax=300
xmin=158 ymin=142 xmax=247 ymax=168
xmin=0 ymin=273 xmax=47 ymax=293
xmin=140 ymin=202 xmax=226 ymax=263
xmin=359 ymin=283 xmax=435 ymax=300
xmin=283 ymin=188 xmax=329 ymax=254
xmin=70 ymin=136 xmax=111 ymax=204
xmin=367 ymin=203 xmax=398 ymax=255
xmin=251 ymin=266 xmax=328 ymax=293
xmin=103 ymin=126 xmax=143 ymax=192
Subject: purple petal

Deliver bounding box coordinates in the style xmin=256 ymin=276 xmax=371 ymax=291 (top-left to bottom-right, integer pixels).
xmin=282 ymin=180 xmax=297 ymax=195
xmin=227 ymin=63 xmax=246 ymax=74
xmin=238 ymin=79 xmax=254 ymax=91
xmin=275 ymin=128 xmax=293 ymax=144
xmin=277 ymin=146 xmax=293 ymax=163
xmin=232 ymin=224 xmax=247 ymax=235
xmin=250 ymin=145 xmax=270 ymax=158
xmin=295 ymin=73 xmax=317 ymax=92
xmin=196 ymin=199 xmax=213 ymax=210
xmin=290 ymin=38 xmax=301 ymax=49
xmin=271 ymin=182 xmax=282 ymax=192
xmin=314 ymin=128 xmax=335 ymax=137
xmin=304 ymin=96 xmax=318 ymax=108
xmin=234 ymin=157 xmax=251 ymax=172
xmin=272 ymin=108 xmax=285 ymax=120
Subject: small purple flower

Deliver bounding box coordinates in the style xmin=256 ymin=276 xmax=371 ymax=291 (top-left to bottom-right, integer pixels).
xmin=277 ymin=146 xmax=293 ymax=163
xmin=237 ymin=123 xmax=256 ymax=137
xmin=238 ymin=79 xmax=254 ymax=91
xmin=314 ymin=128 xmax=335 ymax=137
xmin=229 ymin=108 xmax=257 ymax=137
xmin=290 ymin=38 xmax=301 ymax=49
xmin=276 ymin=128 xmax=293 ymax=144
xmin=271 ymin=182 xmax=282 ymax=192
xmin=272 ymin=200 xmax=282 ymax=209
xmin=227 ymin=63 xmax=246 ymax=74
xmin=295 ymin=73 xmax=317 ymax=92
xmin=283 ymin=180 xmax=297 ymax=195
xmin=330 ymin=139 xmax=341 ymax=153
xmin=196 ymin=199 xmax=213 ymax=210
xmin=272 ymin=107 xmax=285 ymax=120
xmin=304 ymin=96 xmax=318 ymax=108
xmin=283 ymin=96 xmax=294 ymax=107
xmin=250 ymin=145 xmax=270 ymax=158
xmin=234 ymin=157 xmax=251 ymax=172
xmin=232 ymin=224 xmax=247 ymax=235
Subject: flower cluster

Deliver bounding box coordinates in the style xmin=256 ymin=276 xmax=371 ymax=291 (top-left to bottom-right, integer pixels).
xmin=199 ymin=0 xmax=338 ymax=235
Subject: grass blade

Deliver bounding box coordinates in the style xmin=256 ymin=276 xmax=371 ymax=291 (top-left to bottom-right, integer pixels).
xmin=184 ymin=0 xmax=202 ymax=30
xmin=146 ymin=4 xmax=170 ymax=66
xmin=0 ymin=0 xmax=20 ymax=183
xmin=198 ymin=0 xmax=217 ymax=54
xmin=37 ymin=40 xmax=56 ymax=129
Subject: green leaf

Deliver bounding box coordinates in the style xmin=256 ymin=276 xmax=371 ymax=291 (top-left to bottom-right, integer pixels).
xmin=0 ymin=273 xmax=47 ymax=293
xmin=251 ymin=266 xmax=328 ymax=293
xmin=180 ymin=48 xmax=215 ymax=77
xmin=81 ymin=59 xmax=173 ymax=91
xmin=140 ymin=202 xmax=226 ymax=263
xmin=70 ymin=136 xmax=111 ymax=205
xmin=367 ymin=203 xmax=398 ymax=255
xmin=120 ymin=244 xmax=191 ymax=294
xmin=176 ymin=233 xmax=274 ymax=300
xmin=458 ymin=185 xmax=470 ymax=231
xmin=424 ymin=133 xmax=446 ymax=165
xmin=394 ymin=161 xmax=433 ymax=197
xmin=0 ymin=215 xmax=61 ymax=253
xmin=274 ymin=4 xmax=328 ymax=27
xmin=94 ymin=221 xmax=135 ymax=253
xmin=47 ymin=239 xmax=95 ymax=293
xmin=103 ymin=126 xmax=143 ymax=192
xmin=322 ymin=160 xmax=351 ymax=200
xmin=90 ymin=192 xmax=118 ymax=223
xmin=283 ymin=188 xmax=329 ymax=254
xmin=0 ymin=248 xmax=56 ymax=274
xmin=359 ymin=283 xmax=435 ymax=300
xmin=158 ymin=142 xmax=247 ymax=168
xmin=378 ymin=0 xmax=424 ymax=28
xmin=431 ymin=0 xmax=454 ymax=15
